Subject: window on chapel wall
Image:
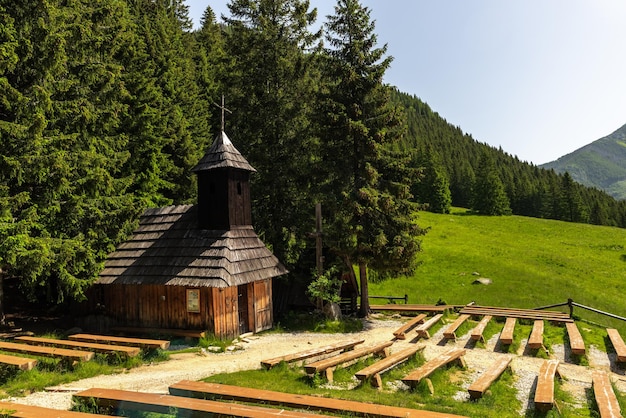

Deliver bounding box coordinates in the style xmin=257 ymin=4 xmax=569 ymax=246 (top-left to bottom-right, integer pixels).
xmin=186 ymin=289 xmax=200 ymax=313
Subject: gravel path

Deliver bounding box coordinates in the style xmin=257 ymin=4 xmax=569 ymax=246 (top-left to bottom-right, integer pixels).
xmin=3 ymin=315 xmax=625 ymax=416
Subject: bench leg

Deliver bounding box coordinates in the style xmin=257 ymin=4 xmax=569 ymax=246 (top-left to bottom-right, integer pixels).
xmin=455 ymin=356 xmax=467 ymax=369
xmin=372 ymin=373 xmax=383 ymax=388
xmin=325 ymin=367 xmax=334 ymax=383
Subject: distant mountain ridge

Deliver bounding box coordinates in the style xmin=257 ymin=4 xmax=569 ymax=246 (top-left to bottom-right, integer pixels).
xmin=541 ymin=123 xmax=626 ymax=200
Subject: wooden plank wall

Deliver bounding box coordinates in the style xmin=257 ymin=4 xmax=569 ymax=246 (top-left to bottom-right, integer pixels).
xmin=88 ymin=281 xmax=273 ymax=339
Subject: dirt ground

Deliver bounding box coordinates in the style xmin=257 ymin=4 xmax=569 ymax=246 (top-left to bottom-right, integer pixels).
xmin=2 ymin=314 xmax=626 ymax=416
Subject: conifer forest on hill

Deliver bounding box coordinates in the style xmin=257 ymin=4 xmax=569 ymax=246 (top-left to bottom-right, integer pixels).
xmin=1 ymin=0 xmax=625 ymax=310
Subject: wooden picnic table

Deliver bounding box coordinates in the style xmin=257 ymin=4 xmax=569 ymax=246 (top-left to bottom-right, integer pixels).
xmin=15 ymin=336 xmax=141 ymax=357
xmin=68 ymin=333 xmax=169 ymax=350
xmin=111 ymin=326 xmax=206 ymax=339
xmin=0 ymin=341 xmax=93 ymax=362
xmin=169 ymin=381 xmax=469 ymax=418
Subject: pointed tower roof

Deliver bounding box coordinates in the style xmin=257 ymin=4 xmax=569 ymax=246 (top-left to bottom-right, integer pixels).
xmin=191 ymin=131 xmax=256 ymax=173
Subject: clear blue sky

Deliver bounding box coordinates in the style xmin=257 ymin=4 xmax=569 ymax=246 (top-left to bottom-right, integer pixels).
xmin=186 ymin=0 xmax=626 ymax=165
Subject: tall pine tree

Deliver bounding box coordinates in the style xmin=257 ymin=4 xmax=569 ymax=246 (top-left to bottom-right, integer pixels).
xmin=223 ymin=0 xmax=321 ymax=266
xmin=319 ymin=0 xmax=424 ymax=316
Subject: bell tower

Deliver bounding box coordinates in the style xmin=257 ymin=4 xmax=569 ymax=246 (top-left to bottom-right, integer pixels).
xmin=191 ymin=131 xmax=256 ymax=230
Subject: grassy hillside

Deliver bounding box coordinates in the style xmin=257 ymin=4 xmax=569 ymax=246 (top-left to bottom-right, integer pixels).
xmin=541 ymin=123 xmax=626 ymax=200
xmin=370 ymin=208 xmax=626 ymax=331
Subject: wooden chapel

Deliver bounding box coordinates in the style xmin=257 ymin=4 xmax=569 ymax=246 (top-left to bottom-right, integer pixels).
xmin=86 ymin=130 xmax=288 ymax=339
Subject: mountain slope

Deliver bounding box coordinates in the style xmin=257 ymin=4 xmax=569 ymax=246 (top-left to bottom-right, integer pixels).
xmin=541 ymin=123 xmax=626 ymax=199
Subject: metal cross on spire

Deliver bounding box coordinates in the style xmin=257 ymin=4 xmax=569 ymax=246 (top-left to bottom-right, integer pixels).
xmin=213 ymin=95 xmax=232 ymax=132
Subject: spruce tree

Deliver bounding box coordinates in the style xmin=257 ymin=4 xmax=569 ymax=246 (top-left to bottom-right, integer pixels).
xmin=223 ymin=0 xmax=321 ymax=266
xmin=319 ymin=0 xmax=424 ymax=316
xmin=472 ymin=151 xmax=511 ymax=215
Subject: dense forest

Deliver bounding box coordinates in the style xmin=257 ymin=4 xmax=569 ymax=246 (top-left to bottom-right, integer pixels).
xmin=1 ymin=0 xmax=624 ymax=314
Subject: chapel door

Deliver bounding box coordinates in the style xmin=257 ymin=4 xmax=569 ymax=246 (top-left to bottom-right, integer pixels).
xmin=238 ymin=285 xmax=250 ymax=334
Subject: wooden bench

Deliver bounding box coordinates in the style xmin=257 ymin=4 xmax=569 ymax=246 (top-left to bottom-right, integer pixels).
xmin=393 ymin=314 xmax=426 ymax=340
xmin=534 ymin=359 xmax=560 ymax=412
xmin=355 ymin=345 xmax=424 ymax=388
xmin=442 ymin=314 xmax=470 ymax=340
xmin=470 ymin=315 xmax=492 ymax=342
xmin=15 ymin=336 xmax=141 ymax=358
xmin=261 ymin=339 xmax=364 ymax=369
xmin=74 ymin=388 xmax=336 ymax=418
xmin=0 ymin=353 xmax=37 ymax=371
xmin=415 ymin=314 xmax=443 ymax=339
xmin=68 ymin=333 xmax=169 ymax=350
xmin=527 ymin=320 xmax=544 ymax=350
xmin=499 ymin=317 xmax=516 ymax=345
xmin=460 ymin=305 xmax=572 ymax=322
xmin=592 ymin=370 xmax=623 ymax=418
xmin=0 ymin=341 xmax=93 ymax=362
xmin=304 ymin=341 xmax=394 ymax=382
xmin=565 ymin=322 xmax=585 ymax=356
xmin=0 ymin=401 xmax=101 ymax=417
xmin=169 ymin=381 xmax=470 ymax=418
xmin=607 ymin=329 xmax=626 ymax=362
xmin=111 ymin=326 xmax=206 ymax=339
xmin=401 ymin=348 xmax=466 ymax=388
xmin=467 ymin=355 xmax=512 ymax=399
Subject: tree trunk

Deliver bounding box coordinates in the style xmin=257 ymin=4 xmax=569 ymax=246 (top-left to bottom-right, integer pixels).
xmin=358 ymin=262 xmax=369 ymax=317
xmin=0 ymin=268 xmax=5 ymax=326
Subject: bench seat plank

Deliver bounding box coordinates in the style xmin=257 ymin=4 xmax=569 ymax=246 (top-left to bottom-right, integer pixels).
xmin=0 ymin=354 xmax=37 ymax=371
xmin=592 ymin=370 xmax=623 ymax=418
xmin=169 ymin=381 xmax=469 ymax=418
xmin=261 ymin=339 xmax=364 ymax=369
xmin=534 ymin=359 xmax=560 ymax=412
xmin=110 ymin=326 xmax=206 ymax=339
xmin=470 ymin=315 xmax=492 ymax=342
xmin=15 ymin=336 xmax=140 ymax=357
xmin=74 ymin=388 xmax=335 ymax=418
xmin=527 ymin=320 xmax=544 ymax=350
xmin=0 ymin=402 xmax=101 ymax=417
xmin=467 ymin=356 xmax=512 ymax=399
xmin=401 ymin=348 xmax=466 ymax=388
xmin=393 ymin=314 xmax=427 ymax=340
xmin=68 ymin=334 xmax=169 ymax=350
xmin=355 ymin=345 xmax=424 ymax=387
xmin=565 ymin=322 xmax=585 ymax=356
xmin=415 ymin=314 xmax=443 ymax=339
xmin=443 ymin=314 xmax=470 ymax=340
xmin=499 ymin=317 xmax=516 ymax=345
xmin=0 ymin=341 xmax=93 ymax=362
xmin=304 ymin=341 xmax=394 ymax=378
xmin=607 ymin=329 xmax=626 ymax=362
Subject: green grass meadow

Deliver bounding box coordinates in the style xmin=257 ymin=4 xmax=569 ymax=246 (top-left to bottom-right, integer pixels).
xmin=370 ymin=208 xmax=626 ymax=332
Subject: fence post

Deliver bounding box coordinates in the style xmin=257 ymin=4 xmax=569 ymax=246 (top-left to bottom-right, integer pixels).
xmin=568 ymin=298 xmax=574 ymax=318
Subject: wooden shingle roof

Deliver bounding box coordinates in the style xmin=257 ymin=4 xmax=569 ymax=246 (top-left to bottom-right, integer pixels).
xmin=97 ymin=205 xmax=287 ymax=288
xmin=191 ymin=131 xmax=256 ymax=173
